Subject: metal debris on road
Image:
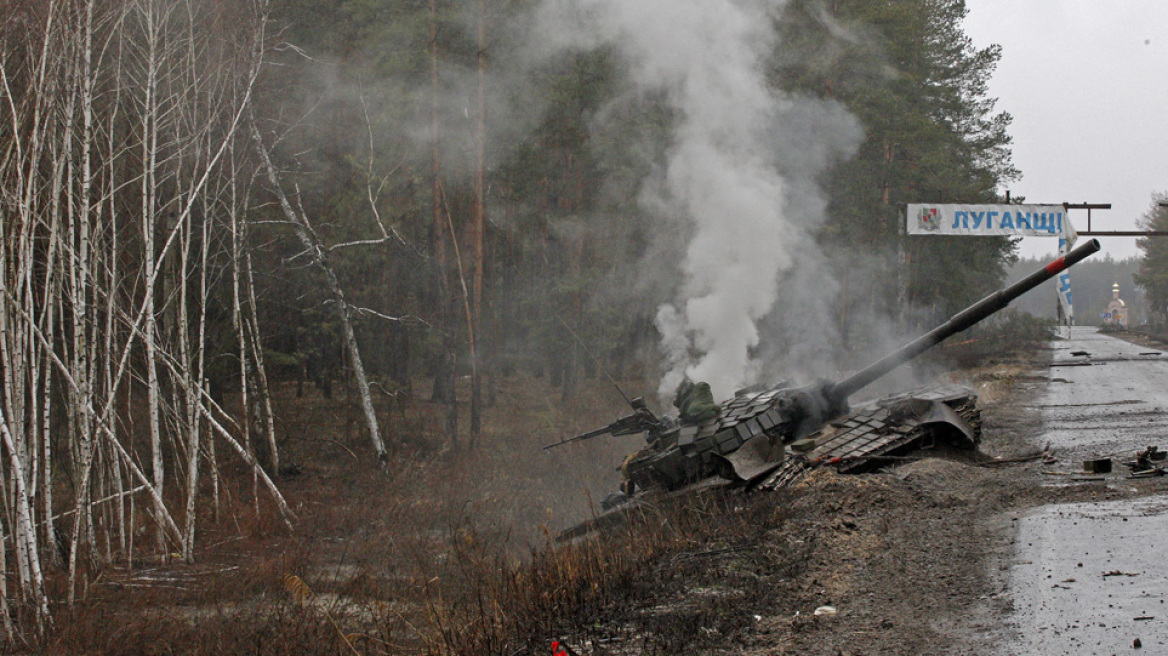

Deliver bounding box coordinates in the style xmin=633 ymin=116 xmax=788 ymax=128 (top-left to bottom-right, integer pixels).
xmin=1082 ymin=458 xmax=1112 ymax=474
xmin=1128 ymin=469 xmax=1166 ymax=479
xmin=1123 ymin=446 xmax=1168 ymax=478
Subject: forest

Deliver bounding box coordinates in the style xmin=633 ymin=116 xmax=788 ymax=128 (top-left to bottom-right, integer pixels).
xmin=1007 ymin=254 xmax=1147 ymax=326
xmin=3 ymin=0 xmax=1162 ymax=650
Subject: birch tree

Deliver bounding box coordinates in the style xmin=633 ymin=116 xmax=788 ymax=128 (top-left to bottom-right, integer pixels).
xmin=250 ymin=121 xmax=389 ymax=463
xmin=0 ymin=0 xmax=287 ymax=634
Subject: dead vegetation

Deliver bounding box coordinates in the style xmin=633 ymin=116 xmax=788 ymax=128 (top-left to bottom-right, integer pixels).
xmin=927 ymin=310 xmax=1057 ymax=370
xmin=21 ymin=339 xmax=1054 ymax=655
xmin=16 ymin=366 xmax=865 ymax=654
xmin=23 ymin=372 xmax=688 ymax=654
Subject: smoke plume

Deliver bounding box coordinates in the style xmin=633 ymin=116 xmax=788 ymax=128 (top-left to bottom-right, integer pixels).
xmin=538 ymin=0 xmax=860 ymax=400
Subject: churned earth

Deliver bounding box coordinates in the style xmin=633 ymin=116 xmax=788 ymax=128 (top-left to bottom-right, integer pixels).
xmin=58 ymin=328 xmax=1168 ymax=656
xmin=548 ymin=327 xmax=1168 ymax=656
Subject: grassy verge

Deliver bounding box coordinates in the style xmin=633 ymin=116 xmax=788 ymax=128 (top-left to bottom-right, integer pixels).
xmin=22 ymin=326 xmax=1049 ymax=654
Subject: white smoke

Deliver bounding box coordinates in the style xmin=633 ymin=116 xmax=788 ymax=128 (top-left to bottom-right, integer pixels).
xmin=537 ymin=0 xmax=860 ymax=400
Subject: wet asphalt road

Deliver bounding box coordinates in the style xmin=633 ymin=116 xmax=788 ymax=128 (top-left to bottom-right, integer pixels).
xmin=1004 ymin=327 xmax=1168 ymax=655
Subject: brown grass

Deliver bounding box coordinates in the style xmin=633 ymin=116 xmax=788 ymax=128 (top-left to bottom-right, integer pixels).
xmin=24 ymin=344 xmax=1020 ymax=654
xmin=928 ymin=310 xmax=1055 ymax=370
xmin=26 ymin=371 xmax=721 ymax=654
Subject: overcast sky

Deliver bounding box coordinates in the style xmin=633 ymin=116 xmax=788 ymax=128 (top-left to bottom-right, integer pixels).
xmin=963 ymin=0 xmax=1168 ymax=260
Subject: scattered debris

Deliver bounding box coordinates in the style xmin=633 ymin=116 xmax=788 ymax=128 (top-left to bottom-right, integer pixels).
xmin=1139 ymin=352 xmax=1161 ymax=356
xmin=813 ymin=606 xmax=837 ymax=617
xmin=1071 ymin=350 xmax=1090 ymax=356
xmin=1128 ymin=469 xmax=1166 ymax=479
xmin=1134 ymin=616 xmax=1154 ymax=621
xmin=1123 ymin=447 xmax=1168 ymax=478
xmin=1082 ymin=458 xmax=1112 ymax=474
xmin=1102 ymin=570 xmax=1140 ymax=578
xmin=1140 ymin=446 xmax=1166 ymax=463
xmin=979 ymin=450 xmax=1048 ymax=467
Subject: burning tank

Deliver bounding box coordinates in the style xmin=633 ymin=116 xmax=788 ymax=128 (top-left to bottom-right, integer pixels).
xmin=546 ymin=239 xmax=1100 ymax=520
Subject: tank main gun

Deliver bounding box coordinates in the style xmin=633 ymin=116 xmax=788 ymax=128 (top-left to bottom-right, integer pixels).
xmin=745 ymin=238 xmax=1103 ymax=454
xmin=827 ymin=238 xmax=1101 ymax=405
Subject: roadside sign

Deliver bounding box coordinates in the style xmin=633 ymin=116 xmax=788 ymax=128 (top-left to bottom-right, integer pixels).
xmin=906 ymin=204 xmax=1074 ymax=239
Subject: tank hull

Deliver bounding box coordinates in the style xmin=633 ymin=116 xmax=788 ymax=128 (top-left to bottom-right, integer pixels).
xmin=564 ymin=383 xmax=981 ymax=542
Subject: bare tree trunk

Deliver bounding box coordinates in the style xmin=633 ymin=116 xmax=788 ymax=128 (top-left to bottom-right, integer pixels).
xmin=250 ymin=123 xmax=387 ymax=463
xmin=136 ymin=0 xmax=167 ymax=563
xmin=0 ymin=515 xmax=13 ymax=643
xmin=429 ymin=0 xmax=458 ymax=447
xmin=0 ymin=408 xmax=50 ymax=626
xmin=245 ymin=251 xmax=279 ymax=473
xmin=0 ymin=0 xmax=279 ymax=624
xmin=469 ymin=0 xmax=487 ymax=445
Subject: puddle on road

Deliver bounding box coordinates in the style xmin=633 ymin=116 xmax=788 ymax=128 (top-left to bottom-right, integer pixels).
xmin=1004 ymin=497 xmax=1168 ymax=655
xmin=1025 ymin=399 xmax=1145 ymax=408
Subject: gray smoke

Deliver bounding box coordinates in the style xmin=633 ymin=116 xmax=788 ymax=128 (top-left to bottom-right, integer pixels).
xmin=537 ymin=0 xmax=861 ymax=400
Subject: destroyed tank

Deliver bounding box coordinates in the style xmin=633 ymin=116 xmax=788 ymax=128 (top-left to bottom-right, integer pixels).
xmin=545 ymin=239 xmax=1101 ymax=511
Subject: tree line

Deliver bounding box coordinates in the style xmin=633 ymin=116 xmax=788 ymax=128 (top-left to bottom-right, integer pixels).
xmin=1137 ymin=194 xmax=1168 ymax=325
xmin=0 ymin=0 xmax=1016 ymax=635
xmin=1008 ymin=254 xmax=1147 ymax=326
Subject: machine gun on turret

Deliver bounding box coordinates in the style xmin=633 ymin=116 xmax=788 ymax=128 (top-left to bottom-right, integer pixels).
xmin=542 ymin=397 xmax=664 ymax=450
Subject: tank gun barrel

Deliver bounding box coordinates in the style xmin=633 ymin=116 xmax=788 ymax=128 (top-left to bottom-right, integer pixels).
xmin=829 ymin=238 xmax=1101 ymax=403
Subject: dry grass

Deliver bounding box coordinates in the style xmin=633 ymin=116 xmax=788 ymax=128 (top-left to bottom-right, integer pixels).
xmin=928 ymin=310 xmax=1055 ymax=370
xmin=23 ymin=331 xmax=1043 ymax=654
xmin=25 ymin=371 xmax=730 ymax=655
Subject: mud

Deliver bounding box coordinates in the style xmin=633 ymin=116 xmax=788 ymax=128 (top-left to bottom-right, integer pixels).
xmin=68 ymin=329 xmax=1168 ymax=655
xmin=996 ymin=327 xmax=1168 ymax=656
xmin=630 ymin=328 xmax=1168 ymax=655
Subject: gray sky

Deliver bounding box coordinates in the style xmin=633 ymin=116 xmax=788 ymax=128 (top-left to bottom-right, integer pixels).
xmin=963 ymin=0 xmax=1168 ymax=260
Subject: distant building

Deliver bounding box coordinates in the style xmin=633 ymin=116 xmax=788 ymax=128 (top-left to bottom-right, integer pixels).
xmin=1105 ymin=282 xmax=1129 ymax=327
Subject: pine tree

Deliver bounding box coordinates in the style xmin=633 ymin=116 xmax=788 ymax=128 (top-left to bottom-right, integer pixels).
xmin=1135 ymin=195 xmax=1168 ymax=326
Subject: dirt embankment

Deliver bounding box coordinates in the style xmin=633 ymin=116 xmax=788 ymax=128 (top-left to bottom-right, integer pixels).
xmin=536 ymin=364 xmax=1046 ymax=656
xmin=48 ymin=345 xmax=1168 ymax=655
xmin=536 ymin=355 xmax=1168 ymax=656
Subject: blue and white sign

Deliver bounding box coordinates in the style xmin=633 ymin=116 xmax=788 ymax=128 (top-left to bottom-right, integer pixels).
xmin=1057 ymin=236 xmax=1075 ymax=324
xmin=906 ymin=204 xmax=1075 ymax=240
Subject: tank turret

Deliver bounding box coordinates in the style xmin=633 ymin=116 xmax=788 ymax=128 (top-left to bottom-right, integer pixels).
xmin=548 ymin=239 xmax=1101 ymax=502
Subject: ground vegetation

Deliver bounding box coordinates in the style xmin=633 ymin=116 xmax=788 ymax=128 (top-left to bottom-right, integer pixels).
xmin=0 ymin=0 xmax=1024 ymax=646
